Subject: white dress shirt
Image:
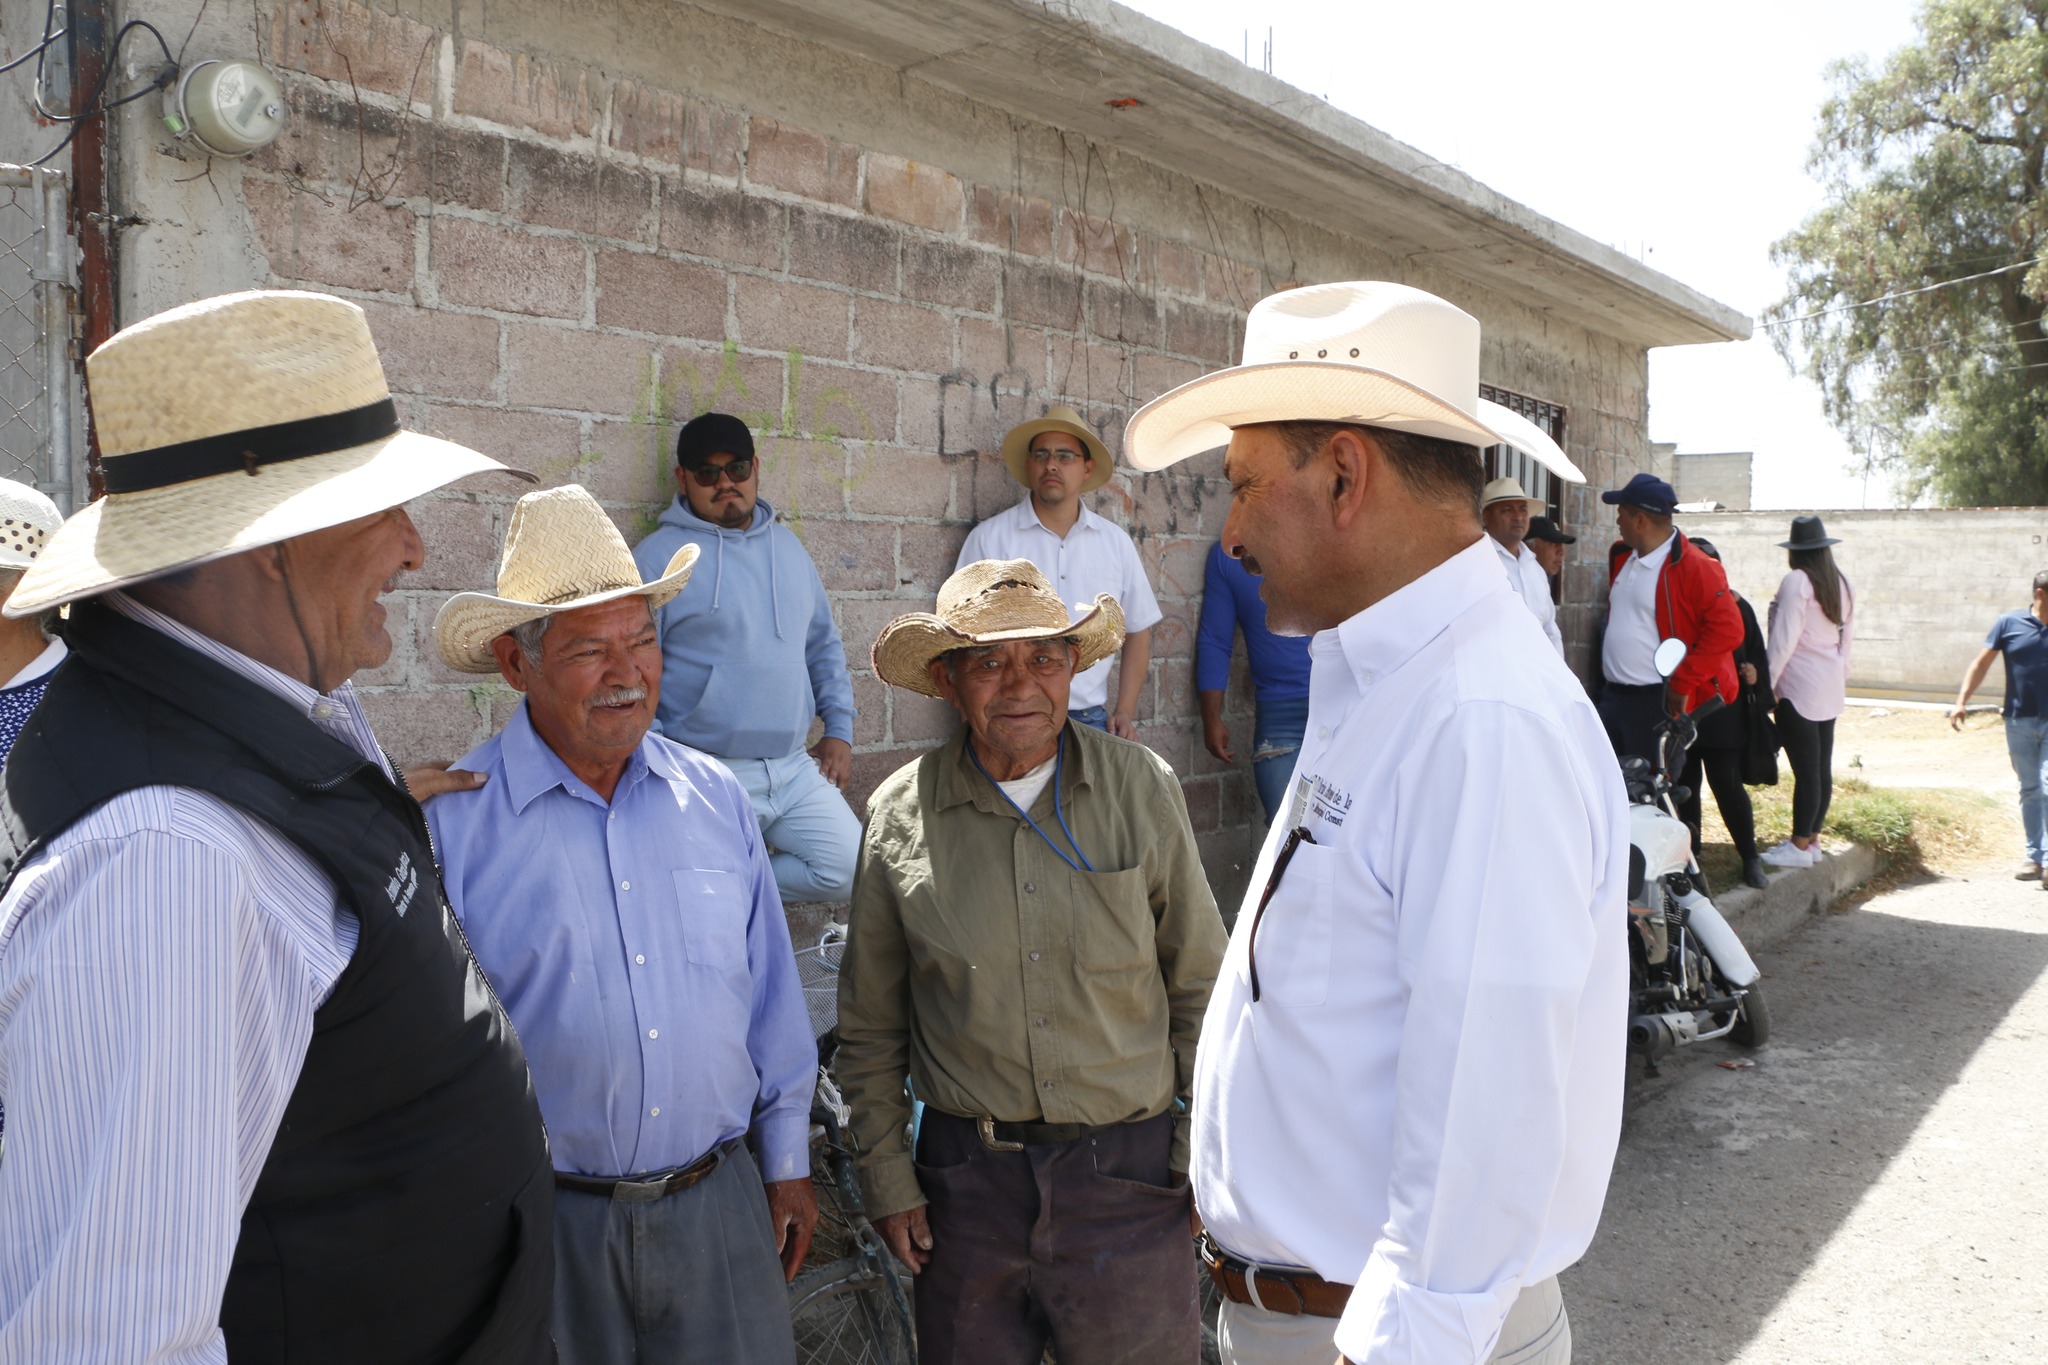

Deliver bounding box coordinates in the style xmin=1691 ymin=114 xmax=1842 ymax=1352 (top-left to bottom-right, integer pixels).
xmin=0 ymin=594 xmax=379 ymax=1364
xmin=1190 ymin=537 xmax=1629 ymax=1364
xmin=1489 ymin=535 xmax=1563 ymax=656
xmin=1600 ymin=530 xmax=1674 ymax=685
xmin=956 ymin=496 xmax=1164 ymax=711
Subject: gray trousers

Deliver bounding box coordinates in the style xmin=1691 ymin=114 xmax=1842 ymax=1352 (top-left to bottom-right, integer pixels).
xmin=552 ymin=1142 xmax=797 ymax=1365
xmin=1218 ymin=1274 xmax=1570 ymax=1365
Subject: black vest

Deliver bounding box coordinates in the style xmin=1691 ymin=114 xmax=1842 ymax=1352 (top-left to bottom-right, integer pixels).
xmin=0 ymin=602 xmax=555 ymax=1365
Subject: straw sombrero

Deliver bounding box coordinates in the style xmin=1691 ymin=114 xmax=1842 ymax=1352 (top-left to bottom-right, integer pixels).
xmin=872 ymin=558 xmax=1125 ymax=698
xmin=1000 ymin=406 xmax=1113 ymax=494
xmin=434 ymin=484 xmax=698 ymax=673
xmin=1123 ymin=281 xmax=1585 ymax=482
xmin=6 ymin=290 xmax=530 ymax=616
xmin=1481 ymin=476 xmax=1547 ymax=512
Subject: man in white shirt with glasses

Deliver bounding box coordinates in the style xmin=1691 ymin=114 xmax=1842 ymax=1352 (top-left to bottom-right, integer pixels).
xmin=957 ymin=406 xmax=1161 ymax=737
xmin=1125 ymin=282 xmax=1629 ymax=1365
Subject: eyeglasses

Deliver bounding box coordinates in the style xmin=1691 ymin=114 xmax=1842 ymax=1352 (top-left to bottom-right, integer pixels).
xmin=1247 ymin=825 xmax=1316 ymax=1003
xmin=688 ymin=458 xmax=755 ymax=487
xmin=1025 ymin=448 xmax=1090 ymax=467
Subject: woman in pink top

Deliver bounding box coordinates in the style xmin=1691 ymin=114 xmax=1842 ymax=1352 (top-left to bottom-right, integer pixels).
xmin=1763 ymin=515 xmax=1855 ymax=867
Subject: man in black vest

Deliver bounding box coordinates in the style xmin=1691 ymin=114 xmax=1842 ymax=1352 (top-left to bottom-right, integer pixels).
xmin=0 ymin=290 xmax=554 ymax=1363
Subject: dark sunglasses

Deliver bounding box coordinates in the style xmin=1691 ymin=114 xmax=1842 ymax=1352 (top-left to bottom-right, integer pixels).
xmin=1247 ymin=825 xmax=1316 ymax=1003
xmin=688 ymin=458 xmax=755 ymax=487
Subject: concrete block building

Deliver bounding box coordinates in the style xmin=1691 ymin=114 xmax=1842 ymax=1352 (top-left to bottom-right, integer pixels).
xmin=10 ymin=0 xmax=1747 ymax=905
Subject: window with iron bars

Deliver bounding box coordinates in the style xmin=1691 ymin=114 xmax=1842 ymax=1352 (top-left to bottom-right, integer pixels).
xmin=1477 ymin=384 xmax=1566 ymax=518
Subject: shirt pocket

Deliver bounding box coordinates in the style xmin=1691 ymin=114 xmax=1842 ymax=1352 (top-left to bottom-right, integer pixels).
xmin=673 ymin=868 xmax=749 ymax=971
xmin=1254 ymin=841 xmax=1335 ymax=1007
xmin=1071 ymin=864 xmax=1154 ymax=975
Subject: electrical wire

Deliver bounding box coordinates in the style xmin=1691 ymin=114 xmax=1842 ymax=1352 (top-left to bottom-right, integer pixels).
xmin=0 ymin=0 xmax=65 ymax=77
xmin=1760 ymin=256 xmax=2047 ymax=329
xmin=25 ymin=16 xmax=178 ymax=167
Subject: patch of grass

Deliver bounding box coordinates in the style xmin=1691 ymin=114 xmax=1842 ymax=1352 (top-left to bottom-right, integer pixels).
xmin=1694 ymin=775 xmax=2005 ymax=891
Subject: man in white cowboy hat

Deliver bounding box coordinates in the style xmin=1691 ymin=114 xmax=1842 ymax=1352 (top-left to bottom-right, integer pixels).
xmin=1125 ymin=280 xmax=1629 ymax=1365
xmin=429 ymin=483 xmax=817 ymax=1365
xmin=837 ymin=558 xmax=1226 ymax=1365
xmin=0 ymin=478 xmax=67 ymax=763
xmin=956 ymin=405 xmax=1163 ymax=736
xmin=0 ymin=290 xmax=554 ymax=1362
xmin=1482 ymin=475 xmax=1564 ymax=656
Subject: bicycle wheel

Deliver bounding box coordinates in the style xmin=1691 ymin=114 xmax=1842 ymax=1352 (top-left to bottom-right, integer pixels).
xmin=790 ymin=1258 xmax=916 ymax=1365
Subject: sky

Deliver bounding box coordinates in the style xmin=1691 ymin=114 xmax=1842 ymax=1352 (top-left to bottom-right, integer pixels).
xmin=1120 ymin=0 xmax=1927 ymax=510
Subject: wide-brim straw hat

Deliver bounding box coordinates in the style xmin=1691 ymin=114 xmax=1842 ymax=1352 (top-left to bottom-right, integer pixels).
xmin=1000 ymin=405 xmax=1114 ymax=494
xmin=1481 ymin=475 xmax=1546 ymax=512
xmin=872 ymin=558 xmax=1125 ymax=698
xmin=434 ymin=484 xmax=699 ymax=673
xmin=0 ymin=478 xmax=63 ymax=571
xmin=1122 ymin=281 xmax=1585 ymax=483
xmin=6 ymin=290 xmax=530 ymax=616
xmin=1777 ymin=514 xmax=1842 ymax=550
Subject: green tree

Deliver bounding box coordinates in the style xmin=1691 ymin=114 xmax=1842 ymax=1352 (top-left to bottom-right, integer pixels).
xmin=1770 ymin=0 xmax=2048 ymax=505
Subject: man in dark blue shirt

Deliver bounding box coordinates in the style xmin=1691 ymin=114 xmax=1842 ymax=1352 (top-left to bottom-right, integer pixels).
xmin=1195 ymin=539 xmax=1312 ymax=822
xmin=1952 ymin=570 xmax=2048 ymax=880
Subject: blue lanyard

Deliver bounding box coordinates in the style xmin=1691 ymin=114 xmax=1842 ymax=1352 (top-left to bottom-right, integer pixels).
xmin=969 ymin=732 xmax=1095 ymax=874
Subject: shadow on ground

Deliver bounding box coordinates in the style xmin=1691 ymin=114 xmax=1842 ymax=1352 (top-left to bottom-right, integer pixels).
xmin=1566 ymin=869 xmax=2048 ymax=1362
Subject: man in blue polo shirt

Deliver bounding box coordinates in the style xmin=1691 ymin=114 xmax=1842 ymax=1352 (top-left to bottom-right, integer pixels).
xmin=1951 ymin=570 xmax=2048 ymax=881
xmin=1195 ymin=539 xmax=1311 ymax=823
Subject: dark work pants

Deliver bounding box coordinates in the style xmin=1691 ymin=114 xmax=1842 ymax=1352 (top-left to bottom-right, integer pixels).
xmin=1680 ymin=747 xmax=1760 ymax=862
xmin=911 ymin=1109 xmax=1200 ymax=1365
xmin=1598 ymin=683 xmax=1669 ymax=769
xmin=1776 ymin=700 xmax=1837 ymax=839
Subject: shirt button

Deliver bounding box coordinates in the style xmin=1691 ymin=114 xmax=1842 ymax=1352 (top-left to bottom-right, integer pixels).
xmin=311 ymin=702 xmax=335 ymax=719
xmin=650 ymin=1107 xmax=661 ymax=1117
xmin=1029 ymin=951 xmax=1041 ymax=961
xmin=1042 ymin=1080 xmax=1054 ymax=1090
xmin=1024 ymin=882 xmax=1037 ymax=894
xmin=620 ymin=880 xmax=631 ymax=891
xmin=635 ymin=954 xmax=646 ymax=965
xmin=1317 ymin=725 xmax=1331 ymax=741
xmin=1036 ymin=1017 xmax=1047 ymax=1027
xmin=648 ymin=1028 xmax=659 ymax=1039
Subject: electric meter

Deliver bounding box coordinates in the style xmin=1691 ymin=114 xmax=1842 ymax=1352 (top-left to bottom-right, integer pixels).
xmin=165 ymin=59 xmax=285 ymax=158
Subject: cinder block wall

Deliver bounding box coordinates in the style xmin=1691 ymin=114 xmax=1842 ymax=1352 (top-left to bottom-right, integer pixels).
xmin=107 ymin=0 xmax=1661 ymax=909
xmin=1690 ymin=508 xmax=2048 ymax=703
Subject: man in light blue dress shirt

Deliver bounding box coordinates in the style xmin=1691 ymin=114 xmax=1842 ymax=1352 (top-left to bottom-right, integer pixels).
xmin=426 ymin=485 xmax=818 ymax=1364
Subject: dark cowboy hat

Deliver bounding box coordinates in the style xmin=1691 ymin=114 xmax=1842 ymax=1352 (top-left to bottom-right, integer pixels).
xmin=1777 ymin=514 xmax=1842 ymax=550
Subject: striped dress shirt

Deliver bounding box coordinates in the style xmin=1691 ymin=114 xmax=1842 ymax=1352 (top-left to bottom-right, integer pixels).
xmin=0 ymin=594 xmax=381 ymax=1364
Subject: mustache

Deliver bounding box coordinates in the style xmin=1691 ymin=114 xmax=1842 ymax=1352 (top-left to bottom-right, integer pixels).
xmin=589 ymin=686 xmax=648 ymax=709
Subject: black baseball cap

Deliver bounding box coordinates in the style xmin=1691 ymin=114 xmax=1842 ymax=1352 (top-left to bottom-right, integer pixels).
xmin=1526 ymin=516 xmax=1576 ymax=545
xmin=675 ymin=411 xmax=755 ymax=469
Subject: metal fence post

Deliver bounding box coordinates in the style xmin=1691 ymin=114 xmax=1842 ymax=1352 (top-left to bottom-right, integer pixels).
xmin=0 ymin=163 xmax=79 ymax=513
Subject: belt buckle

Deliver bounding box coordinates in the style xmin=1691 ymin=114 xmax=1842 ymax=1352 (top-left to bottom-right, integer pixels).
xmin=613 ymin=1172 xmax=673 ymax=1204
xmin=1244 ymin=1264 xmax=1307 ymax=1316
xmin=977 ymin=1117 xmax=1025 ymax=1152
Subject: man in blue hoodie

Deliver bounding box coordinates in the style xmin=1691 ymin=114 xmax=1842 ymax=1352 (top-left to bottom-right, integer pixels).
xmin=633 ymin=412 xmax=861 ymax=904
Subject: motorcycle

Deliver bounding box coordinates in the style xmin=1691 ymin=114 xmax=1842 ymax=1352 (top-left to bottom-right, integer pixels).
xmin=1621 ymin=640 xmax=1770 ymax=1077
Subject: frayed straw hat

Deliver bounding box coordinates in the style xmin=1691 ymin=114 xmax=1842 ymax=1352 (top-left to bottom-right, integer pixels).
xmin=0 ymin=479 xmax=63 ymax=570
xmin=6 ymin=290 xmax=531 ymax=616
xmin=1123 ymin=281 xmax=1584 ymax=482
xmin=1000 ymin=405 xmax=1113 ymax=493
xmin=872 ymin=558 xmax=1125 ymax=698
xmin=434 ymin=484 xmax=698 ymax=673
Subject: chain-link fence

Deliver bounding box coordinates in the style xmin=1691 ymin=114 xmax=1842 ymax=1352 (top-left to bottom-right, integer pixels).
xmin=0 ymin=165 xmax=75 ymax=512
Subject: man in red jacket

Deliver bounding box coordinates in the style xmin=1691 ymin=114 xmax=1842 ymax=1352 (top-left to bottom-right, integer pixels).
xmin=1598 ymin=473 xmax=1743 ymax=767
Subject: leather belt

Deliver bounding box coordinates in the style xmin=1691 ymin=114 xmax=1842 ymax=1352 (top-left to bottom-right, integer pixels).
xmin=553 ymin=1140 xmax=732 ymax=1201
xmin=1198 ymin=1232 xmax=1352 ymax=1319
xmin=925 ymin=1108 xmax=1129 ymax=1151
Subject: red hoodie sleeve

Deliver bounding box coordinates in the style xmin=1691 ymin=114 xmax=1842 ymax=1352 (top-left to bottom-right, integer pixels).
xmin=1670 ymin=554 xmax=1744 ymax=706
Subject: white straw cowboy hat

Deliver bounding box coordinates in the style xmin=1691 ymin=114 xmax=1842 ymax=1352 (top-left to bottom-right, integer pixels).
xmin=6 ymin=290 xmax=531 ymax=616
xmin=1481 ymin=476 xmax=1547 ymax=512
xmin=0 ymin=479 xmax=63 ymax=571
xmin=1123 ymin=281 xmax=1585 ymax=483
xmin=872 ymin=558 xmax=1125 ymax=698
xmin=434 ymin=484 xmax=699 ymax=673
xmin=1000 ymin=405 xmax=1114 ymax=494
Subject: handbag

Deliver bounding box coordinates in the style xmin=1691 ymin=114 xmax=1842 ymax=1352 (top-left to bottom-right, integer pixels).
xmin=1740 ymin=684 xmax=1779 ymax=786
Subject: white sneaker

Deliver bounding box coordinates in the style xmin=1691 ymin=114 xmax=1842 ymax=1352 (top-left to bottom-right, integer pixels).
xmin=1760 ymin=840 xmax=1814 ymax=869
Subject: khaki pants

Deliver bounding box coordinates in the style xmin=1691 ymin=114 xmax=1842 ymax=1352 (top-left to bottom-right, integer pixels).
xmin=1217 ymin=1274 xmax=1570 ymax=1365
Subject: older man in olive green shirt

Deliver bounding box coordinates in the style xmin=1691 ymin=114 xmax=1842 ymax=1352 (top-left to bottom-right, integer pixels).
xmin=839 ymin=559 xmax=1225 ymax=1365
